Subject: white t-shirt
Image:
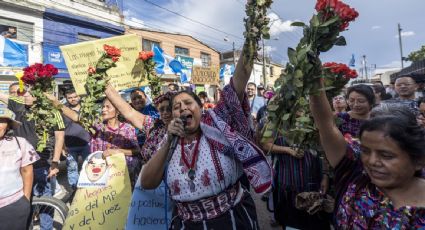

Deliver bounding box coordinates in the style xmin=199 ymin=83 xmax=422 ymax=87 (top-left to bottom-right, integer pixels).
xmin=0 ymin=136 xmax=39 ymax=208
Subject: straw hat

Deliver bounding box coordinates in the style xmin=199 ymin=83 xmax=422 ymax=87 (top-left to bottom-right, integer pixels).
xmin=0 ymin=107 xmax=21 ymax=129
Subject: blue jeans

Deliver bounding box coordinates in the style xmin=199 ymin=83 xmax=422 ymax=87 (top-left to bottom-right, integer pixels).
xmin=33 ymin=167 xmax=55 ymax=230
xmin=66 ymin=145 xmax=90 ymax=189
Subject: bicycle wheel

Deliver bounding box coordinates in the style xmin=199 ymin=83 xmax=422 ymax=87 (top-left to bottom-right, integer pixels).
xmin=30 ymin=196 xmax=69 ymax=230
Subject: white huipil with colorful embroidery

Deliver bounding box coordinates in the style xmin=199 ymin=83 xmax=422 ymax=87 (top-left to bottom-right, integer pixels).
xmin=166 ymin=135 xmax=243 ymax=202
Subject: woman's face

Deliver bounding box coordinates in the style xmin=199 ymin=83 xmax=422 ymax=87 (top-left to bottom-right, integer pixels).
xmin=172 ymin=93 xmax=202 ymax=134
xmin=347 ymin=91 xmax=371 ymax=115
xmin=332 ymin=95 xmax=347 ymax=111
xmin=0 ymin=118 xmax=9 ymax=138
xmin=360 ymin=130 xmax=422 ymax=189
xmin=131 ymin=91 xmax=147 ymax=111
xmin=157 ymin=100 xmax=172 ymax=126
xmin=102 ymin=99 xmax=118 ymax=121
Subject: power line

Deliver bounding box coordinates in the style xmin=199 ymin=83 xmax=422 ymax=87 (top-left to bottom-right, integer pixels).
xmin=143 ymin=0 xmax=244 ymax=41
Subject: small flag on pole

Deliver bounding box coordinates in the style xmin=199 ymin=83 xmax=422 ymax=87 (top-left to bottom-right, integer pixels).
xmin=349 ymin=54 xmax=355 ymax=67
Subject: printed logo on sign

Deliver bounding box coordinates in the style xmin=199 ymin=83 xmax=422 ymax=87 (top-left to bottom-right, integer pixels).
xmin=49 ymin=52 xmax=62 ymax=63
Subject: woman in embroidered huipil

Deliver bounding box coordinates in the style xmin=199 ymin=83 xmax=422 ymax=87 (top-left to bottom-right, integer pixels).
xmin=336 ymin=84 xmax=374 ymax=139
xmin=310 ymin=80 xmax=425 ymax=229
xmin=141 ymin=86 xmax=271 ymax=228
xmin=49 ymin=98 xmax=141 ymax=189
xmin=134 ymin=55 xmax=272 ymax=228
xmin=140 ymin=92 xmax=175 ymax=163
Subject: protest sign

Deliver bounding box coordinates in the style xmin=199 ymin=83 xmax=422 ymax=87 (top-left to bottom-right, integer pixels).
xmin=191 ymin=66 xmax=220 ymax=85
xmin=175 ymin=55 xmax=194 ymax=82
xmin=63 ymin=153 xmax=132 ymax=230
xmin=77 ymin=151 xmax=110 ymax=188
xmin=60 ymin=34 xmax=147 ymax=95
xmin=125 ymin=170 xmax=173 ymax=230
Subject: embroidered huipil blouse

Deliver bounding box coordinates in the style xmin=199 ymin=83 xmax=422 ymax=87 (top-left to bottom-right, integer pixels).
xmin=90 ymin=122 xmax=139 ymax=170
xmin=165 ymin=80 xmax=272 ymax=202
xmin=334 ymin=144 xmax=425 ymax=229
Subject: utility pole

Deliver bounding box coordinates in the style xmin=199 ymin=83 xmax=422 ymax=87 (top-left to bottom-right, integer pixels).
xmin=232 ymin=41 xmax=236 ymax=67
xmin=362 ymin=55 xmax=367 ymax=80
xmin=398 ymin=23 xmax=404 ymax=69
xmin=262 ymin=38 xmax=267 ymax=86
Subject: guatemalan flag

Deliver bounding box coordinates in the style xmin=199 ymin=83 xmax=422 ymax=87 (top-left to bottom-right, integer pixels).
xmin=152 ymin=45 xmax=188 ymax=83
xmin=0 ymin=36 xmax=28 ymax=67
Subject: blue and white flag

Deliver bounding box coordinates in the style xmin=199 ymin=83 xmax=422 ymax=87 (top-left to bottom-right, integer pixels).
xmin=152 ymin=45 xmax=188 ymax=83
xmin=0 ymin=36 xmax=28 ymax=67
xmin=220 ymin=64 xmax=235 ymax=79
xmin=349 ymin=54 xmax=355 ymax=67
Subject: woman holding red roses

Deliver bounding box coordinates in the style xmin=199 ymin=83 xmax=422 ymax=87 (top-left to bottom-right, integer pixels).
xmin=310 ymin=80 xmax=425 ymax=228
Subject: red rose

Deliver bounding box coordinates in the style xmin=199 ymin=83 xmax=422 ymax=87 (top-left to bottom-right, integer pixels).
xmin=22 ymin=72 xmax=36 ymax=85
xmin=315 ymin=0 xmax=327 ymax=12
xmin=112 ymin=56 xmax=119 ymax=62
xmin=103 ymin=44 xmax=121 ymax=57
xmin=44 ymin=64 xmax=58 ymax=76
xmin=37 ymin=69 xmax=51 ymax=78
xmin=33 ymin=63 xmax=43 ymax=72
xmin=88 ymin=66 xmax=96 ymax=75
xmin=138 ymin=51 xmax=153 ymax=61
xmin=328 ymin=0 xmax=338 ymax=9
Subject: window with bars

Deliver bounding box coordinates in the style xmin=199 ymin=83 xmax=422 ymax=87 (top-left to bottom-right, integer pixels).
xmin=200 ymin=52 xmax=211 ymax=68
xmin=175 ymin=46 xmax=189 ymax=56
xmin=142 ymin=39 xmax=160 ymax=51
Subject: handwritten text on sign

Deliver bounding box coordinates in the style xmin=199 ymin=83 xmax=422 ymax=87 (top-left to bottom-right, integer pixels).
xmin=60 ymin=34 xmax=147 ymax=95
xmin=126 ymin=172 xmax=172 ymax=230
xmin=63 ymin=153 xmax=131 ymax=230
xmin=191 ymin=66 xmax=220 ymax=85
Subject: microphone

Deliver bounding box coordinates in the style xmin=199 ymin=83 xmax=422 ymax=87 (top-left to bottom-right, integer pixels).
xmin=167 ymin=115 xmax=188 ymax=160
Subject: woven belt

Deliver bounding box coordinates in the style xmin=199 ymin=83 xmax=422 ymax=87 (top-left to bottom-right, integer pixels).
xmin=175 ymin=183 xmax=241 ymax=222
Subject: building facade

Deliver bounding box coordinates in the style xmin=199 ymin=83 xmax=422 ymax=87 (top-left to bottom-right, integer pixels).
xmin=126 ymin=27 xmax=221 ymax=96
xmin=220 ymin=50 xmax=284 ymax=88
xmin=0 ymin=0 xmax=124 ymax=97
xmin=0 ymin=0 xmax=44 ymax=93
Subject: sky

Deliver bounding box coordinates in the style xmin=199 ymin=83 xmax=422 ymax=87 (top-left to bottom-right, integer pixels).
xmin=122 ymin=0 xmax=425 ymax=75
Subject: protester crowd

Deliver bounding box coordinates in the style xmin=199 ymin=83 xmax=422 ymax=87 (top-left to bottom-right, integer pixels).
xmin=1 ymin=69 xmax=425 ymax=229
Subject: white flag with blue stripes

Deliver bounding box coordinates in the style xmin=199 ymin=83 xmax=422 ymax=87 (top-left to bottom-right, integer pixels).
xmin=0 ymin=36 xmax=28 ymax=67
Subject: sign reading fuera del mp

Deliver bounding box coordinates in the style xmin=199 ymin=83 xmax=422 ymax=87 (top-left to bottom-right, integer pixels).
xmin=191 ymin=66 xmax=219 ymax=85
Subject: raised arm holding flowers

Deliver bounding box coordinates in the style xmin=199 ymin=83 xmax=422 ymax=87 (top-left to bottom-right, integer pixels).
xmin=139 ymin=1 xmax=273 ymax=228
xmin=21 ymin=63 xmax=61 ymax=152
xmin=262 ymin=0 xmax=359 ymax=151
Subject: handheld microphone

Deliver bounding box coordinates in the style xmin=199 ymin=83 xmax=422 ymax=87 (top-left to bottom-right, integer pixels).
xmin=168 ymin=115 xmax=188 ymax=159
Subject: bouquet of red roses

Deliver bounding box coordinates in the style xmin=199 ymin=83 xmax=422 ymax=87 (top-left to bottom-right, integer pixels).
xmin=22 ymin=63 xmax=59 ymax=151
xmin=79 ymin=44 xmax=121 ymax=134
xmin=263 ymin=0 xmax=358 ymax=151
xmin=137 ymin=51 xmax=161 ymax=98
xmin=322 ymin=62 xmax=358 ymax=99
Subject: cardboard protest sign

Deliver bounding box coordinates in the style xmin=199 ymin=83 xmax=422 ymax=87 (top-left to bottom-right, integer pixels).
xmin=125 ymin=171 xmax=173 ymax=230
xmin=60 ymin=34 xmax=147 ymax=95
xmin=191 ymin=66 xmax=220 ymax=85
xmin=63 ymin=153 xmax=132 ymax=230
xmin=77 ymin=151 xmax=110 ymax=188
